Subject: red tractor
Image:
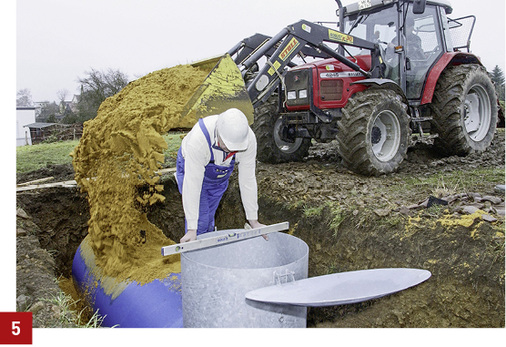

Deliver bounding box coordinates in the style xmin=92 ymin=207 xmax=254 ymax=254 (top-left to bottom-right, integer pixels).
xmin=228 ymin=0 xmax=498 ymax=175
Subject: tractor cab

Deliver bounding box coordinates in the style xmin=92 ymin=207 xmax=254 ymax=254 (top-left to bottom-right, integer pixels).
xmin=341 ymin=0 xmax=455 ymax=101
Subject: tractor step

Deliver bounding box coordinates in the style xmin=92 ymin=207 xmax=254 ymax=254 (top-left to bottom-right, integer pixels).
xmin=410 ymin=117 xmax=433 ymax=122
xmin=411 ymin=133 xmax=439 ymax=145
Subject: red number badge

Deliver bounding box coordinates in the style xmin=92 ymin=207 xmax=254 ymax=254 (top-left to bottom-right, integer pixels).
xmin=0 ymin=312 xmax=32 ymax=344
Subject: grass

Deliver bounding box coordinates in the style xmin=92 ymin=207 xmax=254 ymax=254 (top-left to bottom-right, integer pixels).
xmin=303 ymin=201 xmax=345 ymax=236
xmin=41 ymin=291 xmax=107 ymax=328
xmin=162 ymin=132 xmax=185 ymax=162
xmin=16 ymin=132 xmax=186 ymax=174
xmin=405 ymin=168 xmax=503 ymax=188
xmin=385 ymin=167 xmax=504 ymax=200
xmin=303 ymin=204 xmax=325 ymax=218
xmin=328 ymin=203 xmax=345 ymax=234
xmin=16 ymin=140 xmax=79 ymax=174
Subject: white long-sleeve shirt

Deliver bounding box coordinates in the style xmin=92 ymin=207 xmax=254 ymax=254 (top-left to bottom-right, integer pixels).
xmin=177 ymin=115 xmax=258 ymax=230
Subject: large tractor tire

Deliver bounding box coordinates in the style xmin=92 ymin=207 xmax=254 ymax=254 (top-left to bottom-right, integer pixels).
xmin=252 ymin=97 xmax=311 ymax=163
xmin=337 ymin=89 xmax=410 ymax=176
xmin=430 ymin=64 xmax=498 ymax=156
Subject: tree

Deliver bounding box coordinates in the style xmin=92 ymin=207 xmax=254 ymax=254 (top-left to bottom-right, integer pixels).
xmin=17 ymin=89 xmax=33 ymax=107
xmin=57 ymin=89 xmax=69 ymax=103
xmin=76 ymin=68 xmax=129 ymax=122
xmin=490 ymin=65 xmax=505 ymax=101
xmin=57 ymin=89 xmax=69 ymax=114
xmin=37 ymin=101 xmax=59 ymax=122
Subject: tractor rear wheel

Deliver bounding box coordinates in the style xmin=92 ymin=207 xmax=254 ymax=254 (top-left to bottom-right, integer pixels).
xmin=337 ymin=89 xmax=410 ymax=175
xmin=252 ymin=96 xmax=311 ymax=163
xmin=430 ymin=64 xmax=497 ymax=155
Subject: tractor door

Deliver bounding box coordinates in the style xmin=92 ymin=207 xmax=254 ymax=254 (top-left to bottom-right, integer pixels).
xmin=402 ymin=5 xmax=445 ymax=100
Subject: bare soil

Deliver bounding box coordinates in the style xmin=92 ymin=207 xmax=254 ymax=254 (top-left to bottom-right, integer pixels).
xmin=16 ymin=130 xmax=505 ymax=328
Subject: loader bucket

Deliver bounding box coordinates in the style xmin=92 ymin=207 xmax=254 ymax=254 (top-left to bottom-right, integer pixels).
xmin=179 ymin=54 xmax=254 ymax=127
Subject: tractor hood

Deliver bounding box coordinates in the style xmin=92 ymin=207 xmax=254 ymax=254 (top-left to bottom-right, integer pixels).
xmin=289 ymin=55 xmax=372 ymax=74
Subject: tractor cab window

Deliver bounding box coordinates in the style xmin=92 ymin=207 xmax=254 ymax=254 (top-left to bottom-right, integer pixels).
xmin=344 ymin=5 xmax=400 ymax=84
xmin=344 ymin=7 xmax=398 ymax=51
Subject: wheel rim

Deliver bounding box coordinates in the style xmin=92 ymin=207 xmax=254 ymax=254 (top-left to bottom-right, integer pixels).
xmin=464 ymin=84 xmax=492 ymax=142
xmin=273 ymin=117 xmax=303 ymax=154
xmin=371 ymin=110 xmax=401 ymax=162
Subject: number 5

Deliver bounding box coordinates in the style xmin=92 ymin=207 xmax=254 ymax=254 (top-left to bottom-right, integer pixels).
xmin=12 ymin=321 xmax=21 ymax=336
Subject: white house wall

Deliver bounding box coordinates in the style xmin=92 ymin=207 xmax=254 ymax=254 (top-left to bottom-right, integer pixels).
xmin=16 ymin=108 xmax=35 ymax=146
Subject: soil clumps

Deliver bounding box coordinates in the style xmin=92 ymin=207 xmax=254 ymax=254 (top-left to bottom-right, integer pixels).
xmin=70 ymin=65 xmax=208 ymax=286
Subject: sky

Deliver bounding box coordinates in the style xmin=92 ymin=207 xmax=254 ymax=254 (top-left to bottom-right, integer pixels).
xmin=14 ymin=0 xmax=506 ymax=103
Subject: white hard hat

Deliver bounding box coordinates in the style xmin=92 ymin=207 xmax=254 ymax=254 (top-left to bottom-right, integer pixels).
xmin=216 ymin=108 xmax=249 ymax=151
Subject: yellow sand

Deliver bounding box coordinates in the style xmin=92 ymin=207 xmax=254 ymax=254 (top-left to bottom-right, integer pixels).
xmin=71 ymin=64 xmax=209 ymax=287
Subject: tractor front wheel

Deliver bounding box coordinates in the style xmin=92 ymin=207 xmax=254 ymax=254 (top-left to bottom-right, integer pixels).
xmin=337 ymin=89 xmax=410 ymax=175
xmin=252 ymin=97 xmax=311 ymax=163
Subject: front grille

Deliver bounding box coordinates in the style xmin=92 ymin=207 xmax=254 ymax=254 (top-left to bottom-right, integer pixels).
xmin=319 ymin=79 xmax=343 ymax=101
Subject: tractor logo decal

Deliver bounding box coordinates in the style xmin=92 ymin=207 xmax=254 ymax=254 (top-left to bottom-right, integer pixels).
xmin=328 ymin=29 xmax=354 ymax=44
xmin=320 ymin=71 xmax=362 ymax=79
xmin=279 ymin=37 xmax=300 ymax=61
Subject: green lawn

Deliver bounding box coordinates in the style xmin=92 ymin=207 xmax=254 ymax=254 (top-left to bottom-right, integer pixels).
xmin=16 ymin=140 xmax=79 ymax=174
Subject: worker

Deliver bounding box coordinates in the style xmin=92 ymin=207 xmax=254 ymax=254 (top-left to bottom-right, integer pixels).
xmin=175 ymin=108 xmax=265 ymax=243
xmin=384 ymin=15 xmax=425 ymax=83
xmin=387 ymin=16 xmax=425 ymax=60
xmin=403 ymin=16 xmax=425 ymax=60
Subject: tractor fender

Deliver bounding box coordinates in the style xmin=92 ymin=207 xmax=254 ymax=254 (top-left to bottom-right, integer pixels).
xmin=351 ymin=78 xmax=408 ymax=105
xmin=421 ymin=52 xmax=482 ymax=105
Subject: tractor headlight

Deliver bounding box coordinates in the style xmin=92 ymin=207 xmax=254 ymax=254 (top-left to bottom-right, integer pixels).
xmin=298 ymin=89 xmax=307 ymax=99
xmin=287 ymin=91 xmax=297 ymax=100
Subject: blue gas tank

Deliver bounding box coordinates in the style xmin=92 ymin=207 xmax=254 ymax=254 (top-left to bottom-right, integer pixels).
xmin=72 ymin=237 xmax=183 ymax=328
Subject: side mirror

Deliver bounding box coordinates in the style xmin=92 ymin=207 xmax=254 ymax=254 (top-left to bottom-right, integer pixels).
xmin=412 ymin=0 xmax=426 ymax=14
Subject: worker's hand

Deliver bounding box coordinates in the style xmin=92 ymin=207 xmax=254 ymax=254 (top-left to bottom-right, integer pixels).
xmin=180 ymin=229 xmax=197 ymax=243
xmin=248 ymin=220 xmax=265 ymax=229
xmin=247 ymin=220 xmax=268 ymax=241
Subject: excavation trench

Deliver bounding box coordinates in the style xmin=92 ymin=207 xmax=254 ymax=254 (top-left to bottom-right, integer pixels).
xmin=16 ymin=158 xmax=506 ymax=327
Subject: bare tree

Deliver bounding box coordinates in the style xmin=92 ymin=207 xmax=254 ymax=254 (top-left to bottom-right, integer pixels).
xmin=76 ymin=68 xmax=129 ymax=122
xmin=17 ymin=89 xmax=33 ymax=107
xmin=57 ymin=89 xmax=69 ymax=103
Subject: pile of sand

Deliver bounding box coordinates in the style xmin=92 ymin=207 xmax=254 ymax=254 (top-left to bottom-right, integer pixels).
xmin=72 ymin=64 xmax=209 ymax=285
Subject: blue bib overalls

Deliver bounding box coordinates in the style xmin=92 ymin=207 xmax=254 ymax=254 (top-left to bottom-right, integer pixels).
xmin=176 ymin=119 xmax=236 ymax=235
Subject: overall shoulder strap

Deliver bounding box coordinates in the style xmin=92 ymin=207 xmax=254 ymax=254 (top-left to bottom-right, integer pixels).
xmin=198 ymin=118 xmax=214 ymax=162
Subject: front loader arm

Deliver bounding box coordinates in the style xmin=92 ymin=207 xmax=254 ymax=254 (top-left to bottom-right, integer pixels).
xmin=228 ymin=33 xmax=273 ymax=65
xmin=229 ymin=32 xmax=327 ymax=68
xmin=242 ymin=19 xmax=383 ymax=106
